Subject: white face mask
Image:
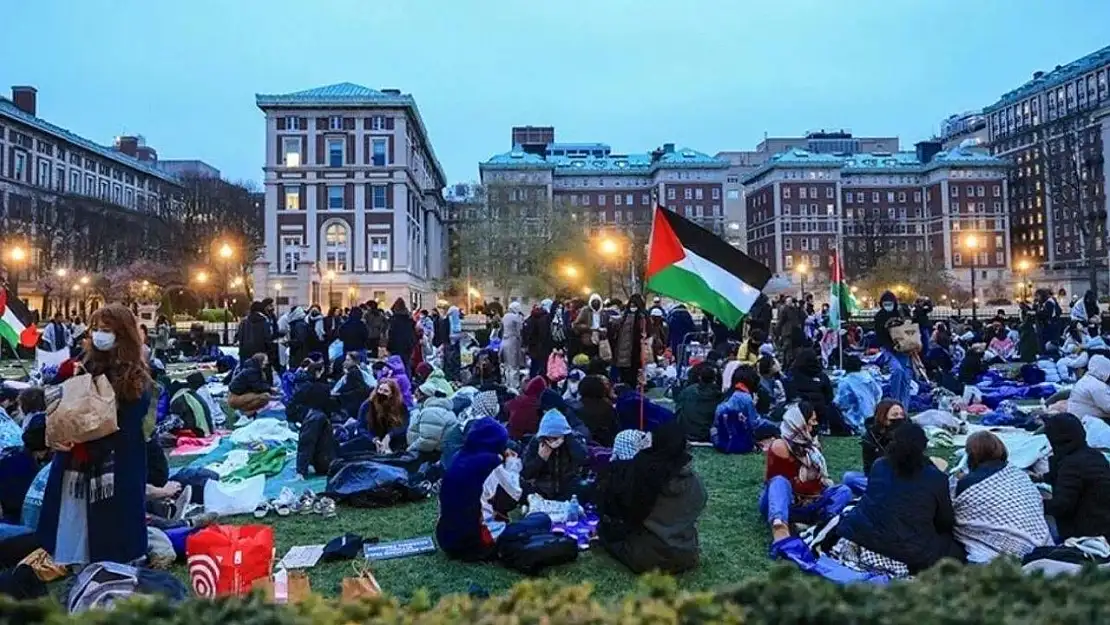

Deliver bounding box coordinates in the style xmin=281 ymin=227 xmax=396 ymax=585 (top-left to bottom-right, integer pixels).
xmin=92 ymin=330 xmax=116 ymax=351
xmin=882 ymin=303 xmax=895 ymax=312
xmin=629 ymin=307 xmax=639 ymax=313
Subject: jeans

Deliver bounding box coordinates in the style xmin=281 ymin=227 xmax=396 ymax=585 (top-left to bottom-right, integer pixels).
xmin=878 ymin=348 xmax=911 ymax=406
xmin=759 ymin=476 xmax=853 ymax=526
xmin=842 ymin=471 xmax=868 ymax=496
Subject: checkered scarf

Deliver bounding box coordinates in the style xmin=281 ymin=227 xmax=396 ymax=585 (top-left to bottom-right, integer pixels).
xmin=465 ymin=391 xmax=500 ymax=422
xmin=952 ymin=463 xmax=1051 ymax=562
xmin=832 ymin=537 xmax=911 ymax=579
xmin=613 ymin=430 xmax=652 ymax=461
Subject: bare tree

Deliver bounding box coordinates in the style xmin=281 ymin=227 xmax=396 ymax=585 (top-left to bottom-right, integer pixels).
xmin=845 ymin=206 xmax=899 ymax=279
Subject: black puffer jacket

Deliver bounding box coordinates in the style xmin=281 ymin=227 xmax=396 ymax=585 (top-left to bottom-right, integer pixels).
xmin=860 ymin=418 xmax=900 ymax=476
xmin=229 ymin=358 xmax=270 ymax=395
xmin=1043 ymin=414 xmax=1110 ymax=540
xmin=873 ymin=291 xmax=902 ymax=350
xmin=238 ymin=308 xmax=273 ymax=361
xmin=784 ymin=349 xmax=845 ymax=433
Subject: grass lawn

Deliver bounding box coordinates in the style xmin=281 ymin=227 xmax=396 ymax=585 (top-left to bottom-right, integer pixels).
xmin=163 ymin=438 xmax=862 ymax=601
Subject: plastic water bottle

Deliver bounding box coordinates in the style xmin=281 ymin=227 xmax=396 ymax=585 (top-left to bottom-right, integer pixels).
xmin=566 ymin=495 xmax=581 ymax=528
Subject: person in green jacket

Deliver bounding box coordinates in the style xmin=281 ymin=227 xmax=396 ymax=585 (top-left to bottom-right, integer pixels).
xmin=675 ymin=363 xmax=722 ymax=442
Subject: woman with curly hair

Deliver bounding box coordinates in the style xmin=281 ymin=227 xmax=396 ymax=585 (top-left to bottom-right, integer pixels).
xmin=38 ymin=304 xmax=153 ymax=566
xmin=356 ymin=379 xmax=409 ymax=453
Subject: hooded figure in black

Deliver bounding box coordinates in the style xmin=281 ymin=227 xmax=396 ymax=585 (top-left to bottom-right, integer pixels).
xmin=784 ymin=347 xmax=847 ymax=434
xmin=1043 ymin=413 xmax=1110 ymax=541
xmin=873 ymin=291 xmax=903 ymax=351
xmin=237 ymin=302 xmax=274 ymax=361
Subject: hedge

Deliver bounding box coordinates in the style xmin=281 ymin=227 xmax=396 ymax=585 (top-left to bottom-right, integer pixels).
xmin=4 ymin=561 xmax=1110 ymax=624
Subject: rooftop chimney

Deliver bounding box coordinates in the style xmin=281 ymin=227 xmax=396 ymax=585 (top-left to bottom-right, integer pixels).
xmin=1033 ymin=71 xmax=1045 ymax=80
xmin=663 ymin=143 xmax=675 ymax=153
xmin=915 ymin=139 xmax=942 ymax=164
xmin=115 ymin=135 xmax=140 ymax=157
xmin=11 ymin=86 xmax=36 ymax=116
xmin=381 ymin=89 xmax=401 ymax=95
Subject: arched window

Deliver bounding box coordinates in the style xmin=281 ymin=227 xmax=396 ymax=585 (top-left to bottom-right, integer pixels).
xmin=322 ymin=221 xmax=349 ymax=272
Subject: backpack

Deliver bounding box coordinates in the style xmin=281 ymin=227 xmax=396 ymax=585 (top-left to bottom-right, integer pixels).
xmin=546 ymin=351 xmax=568 ymax=383
xmin=170 ymin=389 xmax=214 ymax=437
xmin=711 ymin=408 xmax=755 ymax=454
xmin=67 ymin=561 xmax=187 ymax=614
xmin=551 ymin=314 xmax=567 ymax=345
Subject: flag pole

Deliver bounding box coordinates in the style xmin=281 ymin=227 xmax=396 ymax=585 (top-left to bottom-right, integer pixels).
xmin=837 ymin=207 xmax=844 ymax=372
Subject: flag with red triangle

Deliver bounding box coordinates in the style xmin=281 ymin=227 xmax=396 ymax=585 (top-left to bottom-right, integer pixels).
xmin=0 ymin=289 xmax=39 ymax=350
xmin=828 ymin=251 xmax=858 ymax=328
xmin=645 ymin=206 xmax=771 ymax=328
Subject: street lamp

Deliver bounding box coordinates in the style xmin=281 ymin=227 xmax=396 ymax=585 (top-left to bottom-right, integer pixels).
xmin=273 ymin=283 xmax=282 ymax=315
xmin=6 ymin=246 xmax=27 ymax=302
xmin=965 ymin=234 xmax=979 ymax=321
xmin=1017 ymin=259 xmax=1032 ymax=303
xmin=219 ymin=243 xmax=234 ymax=260
xmin=55 ymin=268 xmax=67 ymax=278
xmin=563 ymin=265 xmax=579 ymax=279
xmin=79 ymin=275 xmax=90 ymax=286
xmin=796 ymin=262 xmax=808 ymax=299
xmin=581 ymin=286 xmax=592 ymax=296
xmin=326 ymin=270 xmax=337 ymax=306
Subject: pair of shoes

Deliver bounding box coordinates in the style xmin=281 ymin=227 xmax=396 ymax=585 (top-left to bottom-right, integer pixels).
xmin=296 ymin=489 xmax=317 ymax=515
xmin=273 ymin=487 xmax=296 ymax=517
xmin=253 ymin=501 xmax=272 ymax=519
xmin=313 ymin=496 xmax=337 ymax=519
xmin=186 ymin=511 xmax=220 ymax=528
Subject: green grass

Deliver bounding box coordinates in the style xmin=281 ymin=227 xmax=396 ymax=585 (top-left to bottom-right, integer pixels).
xmin=165 ymin=439 xmax=862 ymax=601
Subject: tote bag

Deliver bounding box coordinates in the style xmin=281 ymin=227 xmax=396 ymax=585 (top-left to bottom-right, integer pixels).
xmin=46 ymin=374 xmax=118 ymax=447
xmin=889 ymin=322 xmax=923 ymax=354
xmin=186 ymin=524 xmax=274 ymax=598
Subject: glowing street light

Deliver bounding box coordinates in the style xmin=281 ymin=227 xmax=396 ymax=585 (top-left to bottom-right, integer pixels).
xmin=563 ymin=265 xmax=579 ymax=279
xmin=218 ymin=242 xmax=234 ymax=260
xmin=599 ymin=237 xmax=620 ymax=257
xmin=79 ymin=275 xmax=90 ymax=285
xmin=796 ymin=262 xmax=808 ymax=297
xmin=964 ymin=234 xmax=980 ymax=320
xmin=55 ymin=268 xmax=68 ymax=278
xmin=582 ymin=286 xmax=592 ymax=296
xmin=70 ymin=284 xmax=79 ymax=292
xmin=195 ymin=271 xmax=208 ymax=284
xmin=8 ymin=246 xmax=26 ymax=262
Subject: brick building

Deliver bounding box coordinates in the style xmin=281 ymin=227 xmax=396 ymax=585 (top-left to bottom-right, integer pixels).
xmin=742 ymin=144 xmax=1012 ymax=300
xmin=254 ymin=83 xmax=447 ymax=312
xmin=984 ymin=45 xmax=1110 ymax=295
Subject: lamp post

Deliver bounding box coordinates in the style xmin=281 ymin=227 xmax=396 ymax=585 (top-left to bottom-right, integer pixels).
xmin=326 ymin=270 xmax=337 ymax=307
xmin=796 ymin=262 xmax=808 ymax=299
xmin=5 ymin=245 xmax=26 ymax=303
xmin=599 ymin=237 xmax=620 ymax=297
xmin=1017 ymin=259 xmax=1031 ymax=303
xmin=965 ymin=234 xmax=979 ymax=321
xmin=217 ymin=242 xmax=236 ymax=345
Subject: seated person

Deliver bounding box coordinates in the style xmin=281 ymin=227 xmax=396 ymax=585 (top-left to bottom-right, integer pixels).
xmin=956 ymin=345 xmax=987 ymax=390
xmin=169 ymin=374 xmax=215 ymax=437
xmin=1043 ymin=413 xmax=1110 ymax=541
xmin=286 ymin=359 xmax=327 ymax=424
xmin=756 ymin=355 xmax=786 ymax=417
xmin=436 ymin=417 xmax=513 ymax=561
xmin=715 ymin=365 xmax=779 ymax=447
xmin=540 ymin=389 xmax=590 ymax=442
xmin=332 ymin=355 xmax=373 ymax=420
xmin=577 ymin=376 xmax=617 ymax=447
xmin=833 ymin=355 xmax=881 ymax=435
xmin=759 ymin=402 xmax=852 ymax=541
xmin=355 ymin=380 xmax=408 ymax=453
xmin=599 ymin=420 xmax=707 ymax=574
xmin=0 ymin=387 xmax=21 ymax=449
xmin=984 ymin=324 xmax=1016 ymax=363
xmin=785 ymin=348 xmax=849 ymax=435
xmin=227 ymin=353 xmax=273 ymax=414
xmin=1067 ymin=355 xmax=1110 ymax=421
xmin=736 ymin=330 xmax=764 ymax=365
xmin=417 ymin=366 xmax=455 ymax=399
xmin=295 ymin=381 xmax=338 ymax=479
xmin=407 ymin=396 xmax=458 ymax=456
xmin=838 ymin=423 xmax=966 ymax=574
xmin=847 ymin=399 xmax=908 ymax=494
xmin=1057 ymin=322 xmax=1091 ymax=382
xmin=675 ymin=364 xmax=721 ymax=442
xmin=441 ymin=390 xmax=502 ymax=470
xmin=506 ymin=376 xmax=547 ymax=440
xmin=953 ymin=431 xmax=1050 ymax=562
xmin=521 ymin=409 xmax=587 ymax=500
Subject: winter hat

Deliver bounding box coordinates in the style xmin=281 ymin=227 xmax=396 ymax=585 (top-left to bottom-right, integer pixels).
xmin=572 ymin=353 xmax=590 ymax=367
xmin=414 ymin=362 xmax=433 ymax=383
xmin=613 ymin=430 xmax=652 ymax=460
xmin=650 ymin=308 xmax=664 ymax=318
xmin=759 ymin=343 xmax=776 ymax=357
xmin=536 ymin=409 xmax=572 ymax=438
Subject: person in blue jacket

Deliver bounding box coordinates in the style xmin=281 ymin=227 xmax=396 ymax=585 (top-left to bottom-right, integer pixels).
xmin=873 ymin=291 xmax=911 ymax=406
xmin=715 ymin=365 xmax=780 ymax=448
xmin=833 ymin=355 xmax=882 ymax=434
xmin=436 ymin=417 xmax=511 ymax=561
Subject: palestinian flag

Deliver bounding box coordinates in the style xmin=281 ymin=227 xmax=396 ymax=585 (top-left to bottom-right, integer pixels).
xmin=828 ymin=251 xmax=858 ymax=328
xmin=0 ymin=289 xmax=39 ymax=351
xmin=646 ymin=206 xmax=771 ymax=328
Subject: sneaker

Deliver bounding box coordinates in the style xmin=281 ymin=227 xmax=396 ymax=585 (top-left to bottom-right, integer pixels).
xmin=313 ymin=496 xmax=337 ymax=519
xmin=171 ymin=485 xmax=193 ymax=521
xmin=274 ymin=487 xmax=297 ymax=517
xmin=253 ymin=501 xmax=271 ymax=519
xmin=186 ymin=511 xmax=220 ymax=528
xmin=296 ymin=490 xmax=317 ymax=515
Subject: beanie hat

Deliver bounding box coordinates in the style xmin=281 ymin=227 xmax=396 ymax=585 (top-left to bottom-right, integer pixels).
xmin=536 ymin=409 xmax=572 ymax=438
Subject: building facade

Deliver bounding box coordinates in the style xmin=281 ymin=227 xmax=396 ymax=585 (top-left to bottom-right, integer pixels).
xmin=742 ymin=144 xmax=1012 ymax=300
xmin=940 ymin=112 xmax=989 ymax=151
xmin=0 ymin=85 xmax=183 ymax=313
xmin=983 ymin=45 xmax=1110 ymax=295
xmin=254 ymin=83 xmax=447 ymax=312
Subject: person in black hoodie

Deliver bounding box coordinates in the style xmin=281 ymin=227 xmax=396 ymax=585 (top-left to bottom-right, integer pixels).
xmin=386 ymin=298 xmax=417 ymax=373
xmin=364 ymin=300 xmax=389 ymax=356
xmin=784 ymin=347 xmax=848 ymax=435
xmin=295 ymin=379 xmax=338 ymax=479
xmin=873 ymin=290 xmax=911 ymax=407
xmin=227 ymin=353 xmax=273 ymax=414
xmin=911 ymin=298 xmax=933 ymax=353
xmin=1042 ymin=413 xmax=1110 ymax=541
xmin=522 ymin=303 xmax=553 ymax=380
xmin=338 ymin=307 xmax=369 ymax=357
xmin=237 ymin=302 xmax=273 ymax=362
xmin=578 ymin=375 xmax=617 ymax=447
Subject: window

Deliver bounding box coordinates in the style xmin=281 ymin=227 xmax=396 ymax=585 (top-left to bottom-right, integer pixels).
xmin=712 ymin=188 xmax=721 ymax=200
xmin=826 ymin=187 xmax=834 ymax=199
xmin=712 ymin=204 xmax=720 ymax=216
xmin=913 ymin=191 xmax=921 ymax=202
xmin=112 ymin=184 xmax=122 ymax=204
xmin=372 ymin=139 xmax=387 ymax=166
xmin=784 ymin=239 xmax=793 ymax=251
xmin=695 ymin=205 xmax=703 ymax=218
xmin=598 ymin=195 xmax=606 ymax=206
xmin=615 ymin=211 xmax=623 ymax=223
xmin=625 ymin=194 xmax=633 ymax=206
xmin=976 ymin=185 xmax=985 ymax=197
xmin=327 ymin=138 xmax=344 ymax=167
xmin=799 ymin=187 xmax=807 ymax=199
xmin=684 ymin=189 xmax=693 ymax=200
xmin=783 ymin=187 xmax=791 ymax=199
xmin=323 ymin=222 xmax=349 ymax=271
xmin=370 ymin=116 xmax=386 ymax=131
xmin=369 ymin=236 xmax=390 ymax=272
xmin=13 ymin=152 xmax=26 ymax=180
xmin=99 ymin=180 xmax=109 ymax=199
xmin=615 ymin=194 xmax=623 ymax=206
xmin=327 ymin=185 xmax=344 ymax=209
xmin=641 ymin=194 xmax=649 ymax=205
xmin=329 ymin=116 xmax=343 ymax=130
xmin=783 ymin=204 xmax=791 ymax=215
xmin=125 ymin=188 xmax=133 ymax=207
xmin=727 ymin=189 xmax=739 ymax=200
xmin=886 ymin=192 xmax=894 ymax=203
xmin=695 ymin=188 xmax=703 ymax=200
xmin=801 ymin=238 xmax=810 ymax=251
xmin=951 ymin=185 xmax=959 ymax=197
xmin=954 ymin=253 xmax=962 ymax=265
xmin=785 ymin=255 xmax=794 ymax=269
xmin=898 ymin=191 xmax=907 ymax=202
xmin=282 ymin=137 xmax=301 ymax=166
xmin=871 ymin=192 xmax=879 ymax=203
xmin=54 ymin=166 xmax=64 ymax=191
xmin=85 ymin=174 xmax=95 ymax=195
xmin=809 ymin=187 xmax=817 ymax=198
xmin=284 ymin=186 xmax=301 ymax=210
xmin=993 ymin=185 xmax=1001 ymax=197
xmin=285 ymin=116 xmax=300 ymax=130
xmin=582 ymin=195 xmax=590 ymax=206
xmin=996 ymin=252 xmax=1005 ymax=264
xmin=70 ymin=170 xmax=80 ymax=193
xmin=281 ymin=235 xmax=303 ymax=273
xmin=667 ymin=188 xmax=675 ymax=200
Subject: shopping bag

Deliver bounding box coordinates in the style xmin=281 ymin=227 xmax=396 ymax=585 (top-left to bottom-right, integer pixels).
xmin=19 ymin=548 xmax=68 ymax=582
xmin=598 ymin=340 xmax=613 ymax=362
xmin=340 ymin=563 xmax=381 ymax=602
xmin=252 ymin=569 xmax=311 ymax=604
xmin=186 ymin=524 xmax=274 ymax=598
xmin=888 ymin=321 xmax=922 ymax=353
xmin=46 ymin=373 xmax=118 ymax=446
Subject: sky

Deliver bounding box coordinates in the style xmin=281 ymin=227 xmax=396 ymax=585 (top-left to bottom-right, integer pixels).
xmin=3 ymin=0 xmax=1109 ymax=187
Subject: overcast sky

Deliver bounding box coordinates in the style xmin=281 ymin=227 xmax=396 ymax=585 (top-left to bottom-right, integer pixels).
xmin=4 ymin=0 xmax=1108 ymax=186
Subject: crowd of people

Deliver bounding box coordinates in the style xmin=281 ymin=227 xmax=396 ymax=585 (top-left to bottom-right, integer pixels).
xmin=2 ymin=281 xmax=1110 ymax=596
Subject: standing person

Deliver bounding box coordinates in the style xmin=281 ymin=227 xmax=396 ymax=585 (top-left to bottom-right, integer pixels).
xmin=443 ymin=306 xmax=463 ymax=381
xmin=323 ymin=307 xmax=342 ymax=345
xmin=549 ymin=301 xmax=569 ymax=351
xmin=338 ymin=307 xmax=369 ymax=360
xmin=522 ymin=301 xmax=553 ymax=380
xmin=364 ymin=300 xmax=388 ymax=358
xmin=37 ymin=304 xmax=152 ymax=566
xmin=430 ymin=308 xmax=447 ymax=350
xmin=573 ymin=294 xmax=610 ymax=360
xmin=237 ymin=302 xmax=273 ymax=362
xmin=912 ymin=298 xmax=933 ymax=353
xmin=612 ymin=295 xmax=649 ymax=386
xmin=500 ymin=301 xmax=525 ymax=388
xmin=152 ymin=316 xmax=172 ymax=361
xmin=261 ymin=298 xmax=283 ymax=374
xmin=874 ymin=290 xmax=911 ymax=407
xmin=386 ymin=298 xmax=417 ymax=374
xmin=43 ymin=312 xmax=71 ymax=352
xmin=285 ymin=306 xmax=311 ymax=365
xmin=304 ymin=306 xmax=326 ymax=360
xmin=1035 ymin=289 xmax=1062 ymax=349
xmin=647 ymin=309 xmax=668 ymax=359
xmin=665 ymin=303 xmax=695 ymax=357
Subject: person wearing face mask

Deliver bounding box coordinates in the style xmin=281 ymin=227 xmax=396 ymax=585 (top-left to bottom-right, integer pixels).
xmin=572 ymin=294 xmax=612 ymax=360
xmin=611 ymin=294 xmax=649 ymax=387
xmin=500 ymin=301 xmax=525 ymax=388
xmin=520 ymin=409 xmax=587 ymax=500
xmin=37 ymin=304 xmax=153 ymax=567
xmin=842 ymin=399 xmax=907 ymax=495
xmin=873 ymin=290 xmax=911 ymax=407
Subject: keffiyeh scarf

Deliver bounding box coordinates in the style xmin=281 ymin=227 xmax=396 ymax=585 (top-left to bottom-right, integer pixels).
xmin=613 ymin=430 xmax=652 ymax=461
xmin=953 ymin=464 xmax=1051 ymax=563
xmin=781 ymin=405 xmax=829 ymax=484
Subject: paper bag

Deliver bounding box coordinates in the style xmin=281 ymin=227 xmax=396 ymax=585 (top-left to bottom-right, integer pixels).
xmin=598 ymin=340 xmax=613 ymax=362
xmin=253 ymin=570 xmax=312 ymax=604
xmin=340 ymin=564 xmax=381 ymax=603
xmin=46 ymin=373 xmax=118 ymax=446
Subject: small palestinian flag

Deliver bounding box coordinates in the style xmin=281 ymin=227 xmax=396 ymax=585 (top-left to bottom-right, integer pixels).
xmin=828 ymin=250 xmax=858 ymax=328
xmin=0 ymin=289 xmax=39 ymax=350
xmin=646 ymin=206 xmax=771 ymax=328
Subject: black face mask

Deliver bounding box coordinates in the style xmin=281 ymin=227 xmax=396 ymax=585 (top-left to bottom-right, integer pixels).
xmin=591 ymin=302 xmax=601 ymax=311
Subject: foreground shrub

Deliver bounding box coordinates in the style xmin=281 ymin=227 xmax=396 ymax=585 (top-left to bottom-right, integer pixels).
xmin=3 ymin=560 xmax=1110 ymax=624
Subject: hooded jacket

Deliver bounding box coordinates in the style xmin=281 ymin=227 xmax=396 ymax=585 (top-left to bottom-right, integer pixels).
xmin=338 ymin=308 xmax=369 ymax=354
xmin=1067 ymin=355 xmax=1110 ymax=420
xmin=1043 ymin=413 xmax=1110 ymax=540
xmin=237 ymin=306 xmax=273 ymax=361
xmin=676 ymin=382 xmax=721 ymax=442
xmin=665 ymin=305 xmax=695 ymax=354
xmin=784 ymin=349 xmax=843 ymax=432
xmin=577 ymin=376 xmax=617 ymax=447
xmin=364 ymin=307 xmax=388 ymax=342
xmin=522 ymin=307 xmax=553 ymax=360
xmin=418 ymin=366 xmax=455 ymax=399
xmin=440 ymin=390 xmax=501 ymax=469
xmin=436 ymin=417 xmax=509 ymax=561
xmin=873 ymin=291 xmax=902 ymax=350
xmin=387 ymin=309 xmax=417 ymax=358
xmin=521 ymin=411 xmax=587 ymax=500
xmin=407 ymin=397 xmax=458 ymax=454
xmin=573 ymin=295 xmax=612 ymax=344
xmin=506 ymin=376 xmax=548 ymax=440
xmin=834 ymin=371 xmax=882 ymax=434
xmin=229 ymin=358 xmax=271 ymax=395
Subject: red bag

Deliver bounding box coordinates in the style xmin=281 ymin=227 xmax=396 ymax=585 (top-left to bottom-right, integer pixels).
xmin=186 ymin=525 xmax=274 ymax=598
